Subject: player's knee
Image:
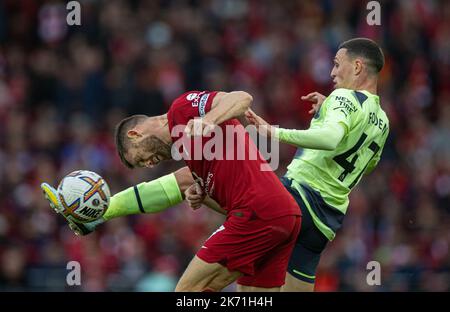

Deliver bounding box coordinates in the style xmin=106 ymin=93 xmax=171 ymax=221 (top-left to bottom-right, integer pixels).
xmin=282 ymin=273 xmax=315 ymax=292
xmin=291 ymin=281 xmax=314 ymax=292
xmin=175 ymin=272 xmax=238 ymax=292
xmin=174 ymin=282 xmax=195 ymax=292
xmin=208 ymin=274 xmax=238 ymax=291
xmin=175 ymin=277 xmax=199 ymax=292
xmin=174 ymin=280 xmax=221 ymax=292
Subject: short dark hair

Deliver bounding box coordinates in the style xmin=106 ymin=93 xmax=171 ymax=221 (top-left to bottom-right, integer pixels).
xmin=114 ymin=114 xmax=148 ymax=168
xmin=338 ymin=38 xmax=385 ymax=74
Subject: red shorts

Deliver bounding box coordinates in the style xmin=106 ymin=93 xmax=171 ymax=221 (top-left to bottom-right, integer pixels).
xmin=196 ymin=209 xmax=301 ymax=288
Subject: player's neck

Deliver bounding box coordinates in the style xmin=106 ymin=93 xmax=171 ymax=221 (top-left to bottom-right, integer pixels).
xmin=351 ymin=78 xmax=378 ymax=95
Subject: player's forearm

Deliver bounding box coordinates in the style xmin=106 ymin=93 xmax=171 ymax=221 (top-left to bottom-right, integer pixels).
xmin=204 ymin=91 xmax=253 ymax=125
xmin=203 ymin=196 xmax=227 ymax=216
xmin=274 ymin=123 xmax=345 ymax=150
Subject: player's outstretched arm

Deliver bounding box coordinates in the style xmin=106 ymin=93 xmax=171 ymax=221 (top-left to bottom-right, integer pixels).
xmin=244 ymin=109 xmax=275 ymax=138
xmin=246 ymin=109 xmax=344 ymax=150
xmin=245 ymin=108 xmax=344 ymax=150
xmin=247 ymin=90 xmax=350 ymax=150
xmin=244 ymin=92 xmax=326 ymax=137
xmin=274 ymin=124 xmax=345 ymax=150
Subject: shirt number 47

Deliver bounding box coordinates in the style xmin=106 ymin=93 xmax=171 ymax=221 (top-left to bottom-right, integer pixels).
xmin=333 ymin=132 xmax=380 ymax=188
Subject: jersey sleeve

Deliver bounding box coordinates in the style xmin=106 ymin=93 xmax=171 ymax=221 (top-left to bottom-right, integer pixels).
xmin=321 ymin=88 xmax=359 ymax=135
xmin=167 ymin=91 xmax=218 ymax=128
xmin=275 ymin=123 xmax=345 ymax=150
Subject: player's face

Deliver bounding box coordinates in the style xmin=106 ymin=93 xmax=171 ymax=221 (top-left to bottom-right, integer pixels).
xmin=127 ymin=135 xmax=172 ymax=168
xmin=330 ymin=48 xmax=354 ymax=89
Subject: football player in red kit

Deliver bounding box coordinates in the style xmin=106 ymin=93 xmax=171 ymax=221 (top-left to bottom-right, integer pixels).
xmin=114 ymin=90 xmax=301 ymax=292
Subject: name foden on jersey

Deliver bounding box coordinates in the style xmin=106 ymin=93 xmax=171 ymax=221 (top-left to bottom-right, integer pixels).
xmin=368 ymin=112 xmax=388 ymax=134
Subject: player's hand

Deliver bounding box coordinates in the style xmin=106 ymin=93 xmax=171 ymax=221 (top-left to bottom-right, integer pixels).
xmin=40 ymin=182 xmax=98 ymax=236
xmin=301 ymin=92 xmax=326 ymax=115
xmin=184 ymin=118 xmax=216 ymax=137
xmin=244 ymin=109 xmax=275 ymax=138
xmin=185 ymin=183 xmax=206 ymax=210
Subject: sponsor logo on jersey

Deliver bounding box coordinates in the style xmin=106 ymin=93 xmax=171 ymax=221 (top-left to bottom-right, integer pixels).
xmin=205 ymin=172 xmax=214 ymax=196
xmin=186 ymin=93 xmax=198 ymax=101
xmin=191 ymin=171 xmax=204 ymax=187
xmin=199 ymin=93 xmax=210 ymax=117
xmin=189 ymin=91 xmax=207 ymax=107
xmin=191 ymin=171 xmax=214 ymax=196
xmin=333 ymin=96 xmax=357 ymax=117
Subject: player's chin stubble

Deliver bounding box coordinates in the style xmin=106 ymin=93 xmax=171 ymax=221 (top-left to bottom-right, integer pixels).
xmin=148 ymin=135 xmax=172 ymax=160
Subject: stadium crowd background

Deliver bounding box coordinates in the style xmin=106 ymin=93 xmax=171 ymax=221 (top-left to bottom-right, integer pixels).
xmin=0 ymin=0 xmax=449 ymax=291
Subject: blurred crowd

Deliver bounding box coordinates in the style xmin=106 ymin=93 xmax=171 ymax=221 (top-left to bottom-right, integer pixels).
xmin=0 ymin=0 xmax=449 ymax=291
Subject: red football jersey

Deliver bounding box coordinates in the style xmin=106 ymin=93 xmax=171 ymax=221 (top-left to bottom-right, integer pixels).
xmin=167 ymin=91 xmax=300 ymax=220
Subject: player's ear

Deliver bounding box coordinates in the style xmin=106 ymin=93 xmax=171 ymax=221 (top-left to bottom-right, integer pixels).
xmin=354 ymin=58 xmax=363 ymax=75
xmin=127 ymin=129 xmax=142 ymax=140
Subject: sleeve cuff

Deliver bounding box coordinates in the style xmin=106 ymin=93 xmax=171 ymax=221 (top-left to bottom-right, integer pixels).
xmin=273 ymin=127 xmax=281 ymax=140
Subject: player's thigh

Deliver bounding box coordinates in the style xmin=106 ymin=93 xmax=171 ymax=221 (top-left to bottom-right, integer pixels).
xmin=175 ymin=255 xmax=242 ymax=292
xmin=236 ymin=215 xmax=301 ymax=289
xmin=237 ymin=285 xmax=280 ymax=292
xmin=282 ymin=272 xmax=314 ymax=292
